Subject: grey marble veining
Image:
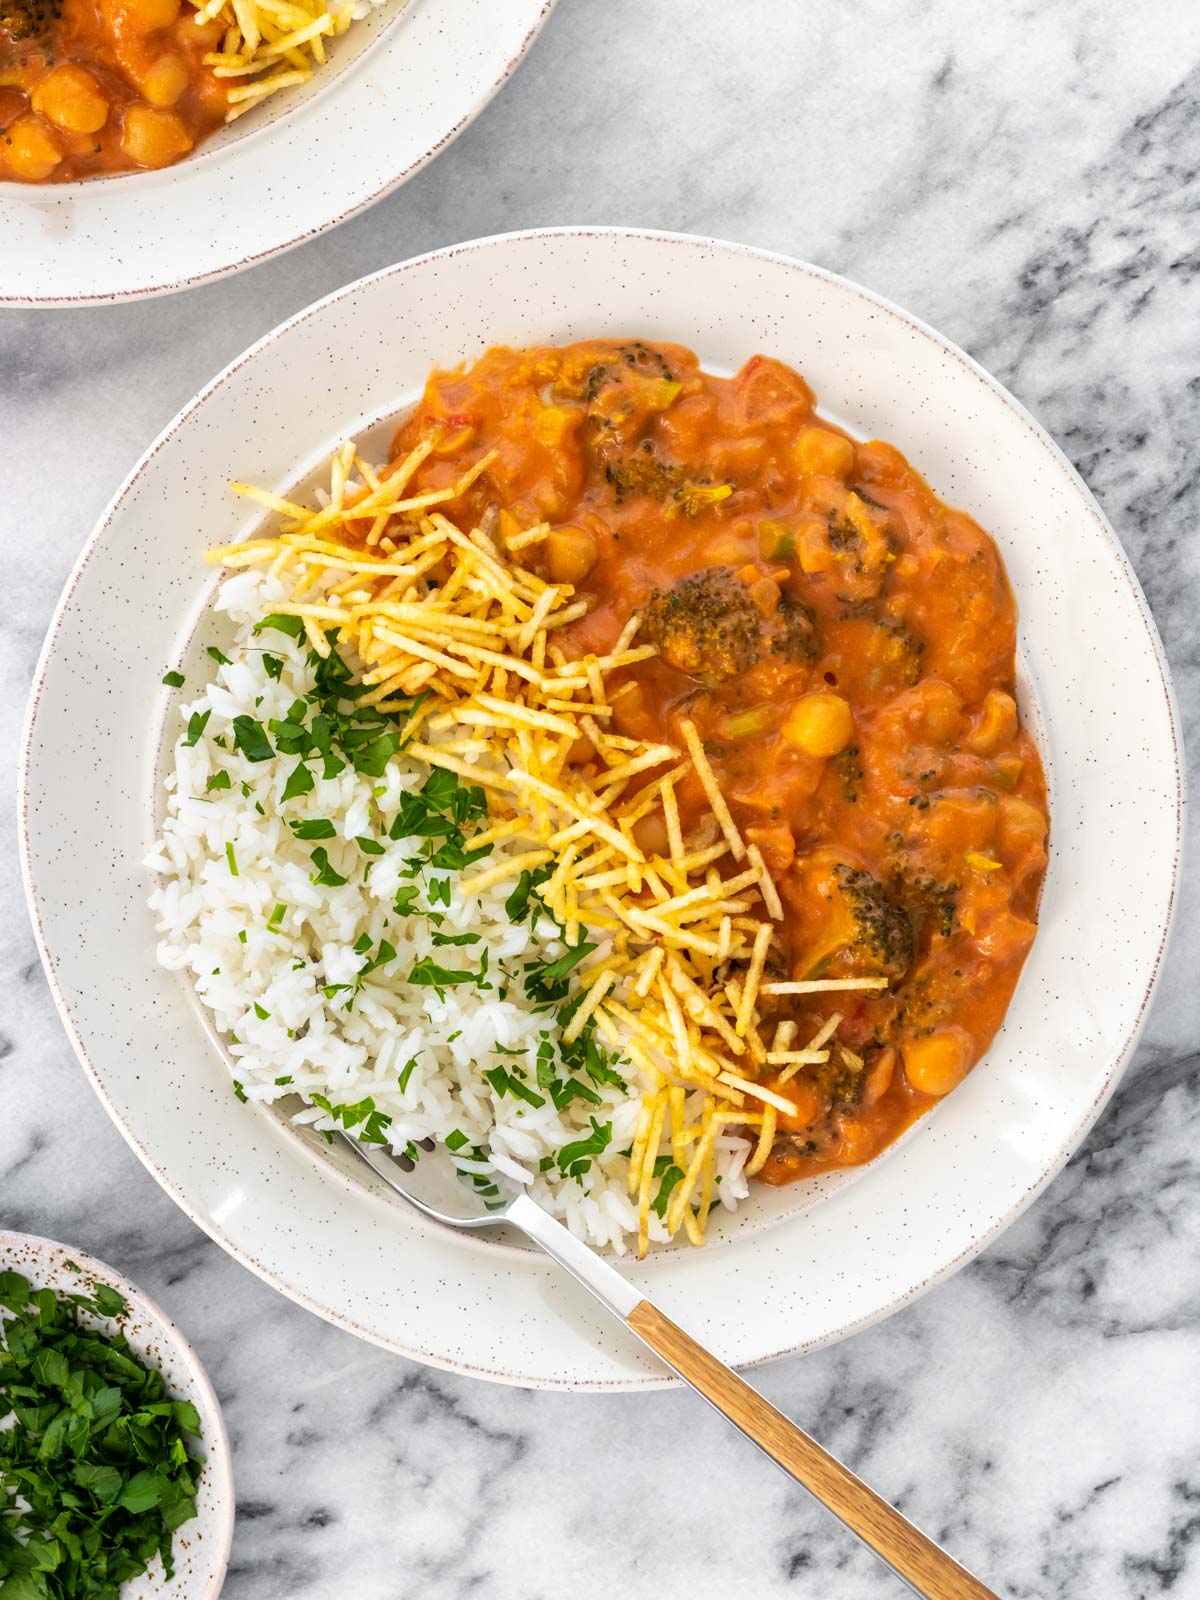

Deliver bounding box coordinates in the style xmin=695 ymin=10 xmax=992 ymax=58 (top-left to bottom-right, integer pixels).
xmin=2 ymin=0 xmax=1199 ymax=1594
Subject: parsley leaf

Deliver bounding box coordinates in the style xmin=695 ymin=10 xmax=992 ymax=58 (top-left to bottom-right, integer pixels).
xmin=231 ymin=715 xmax=274 ymax=763
xmin=524 ymin=940 xmax=596 ymax=1006
xmin=651 ymin=1163 xmax=685 ymax=1218
xmin=504 ymin=862 xmax=553 ymax=922
xmin=253 ymin=612 xmax=305 ymax=639
xmin=309 ymin=847 xmax=347 ymax=887
xmin=358 ymin=939 xmax=396 ymax=979
xmin=281 ymin=762 xmax=315 ymax=801
xmin=557 ymin=1117 xmax=612 ymax=1176
xmin=408 ymin=956 xmax=478 ymax=987
xmin=289 ymin=817 xmax=335 ymax=840
xmin=310 ymin=1092 xmax=392 ymax=1146
xmin=392 ymin=884 xmax=421 ymax=916
xmin=354 ymin=732 xmax=401 ymax=778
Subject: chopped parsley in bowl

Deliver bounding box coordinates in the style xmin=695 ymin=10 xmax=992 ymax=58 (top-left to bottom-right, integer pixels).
xmin=0 ymin=1234 xmax=232 ymax=1600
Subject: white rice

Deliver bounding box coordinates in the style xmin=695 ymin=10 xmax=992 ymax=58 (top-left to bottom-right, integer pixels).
xmin=147 ymin=568 xmax=752 ymax=1251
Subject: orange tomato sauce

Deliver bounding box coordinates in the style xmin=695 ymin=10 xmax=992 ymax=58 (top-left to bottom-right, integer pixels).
xmin=0 ymin=0 xmax=226 ymax=180
xmin=389 ymin=340 xmax=1050 ymax=1185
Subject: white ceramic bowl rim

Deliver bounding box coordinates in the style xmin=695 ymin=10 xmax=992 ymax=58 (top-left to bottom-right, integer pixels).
xmin=19 ymin=228 xmax=1185 ymax=1388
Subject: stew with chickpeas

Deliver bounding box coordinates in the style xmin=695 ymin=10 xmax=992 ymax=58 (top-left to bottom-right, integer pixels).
xmin=0 ymin=0 xmax=227 ymax=180
xmin=389 ymin=340 xmax=1050 ymax=1183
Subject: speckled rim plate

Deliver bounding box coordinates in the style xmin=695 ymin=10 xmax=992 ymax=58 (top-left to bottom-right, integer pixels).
xmin=19 ymin=229 xmax=1184 ymax=1389
xmin=0 ymin=0 xmax=556 ymax=306
xmin=0 ymin=1231 xmax=234 ymax=1595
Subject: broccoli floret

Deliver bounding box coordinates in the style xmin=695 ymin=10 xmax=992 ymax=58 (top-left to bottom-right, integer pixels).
xmin=828 ymin=607 xmax=925 ymax=693
xmin=1 ymin=0 xmax=59 ymax=37
xmin=834 ymin=743 xmax=864 ymax=803
xmin=605 ymin=446 xmax=731 ymax=518
xmin=771 ymin=595 xmax=819 ymax=663
xmin=605 ymin=451 xmax=682 ymax=501
xmin=877 ymin=617 xmax=925 ymax=687
xmin=641 ymin=566 xmax=763 ymax=684
xmin=785 ymin=849 xmax=912 ymax=985
xmin=891 ymin=869 xmax=959 ymax=941
xmin=585 ymin=343 xmax=676 ymax=400
xmin=831 ymin=863 xmax=914 ymax=980
xmin=643 ymin=569 xmax=821 ymax=686
xmin=810 ymin=490 xmax=895 ymax=602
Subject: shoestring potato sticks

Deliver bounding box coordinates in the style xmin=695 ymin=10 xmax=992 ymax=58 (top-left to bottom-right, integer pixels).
xmin=209 ymin=435 xmax=885 ymax=1256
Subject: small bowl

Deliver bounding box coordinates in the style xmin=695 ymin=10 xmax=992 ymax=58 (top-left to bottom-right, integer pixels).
xmin=0 ymin=1231 xmax=234 ymax=1599
xmin=0 ymin=0 xmax=557 ymax=306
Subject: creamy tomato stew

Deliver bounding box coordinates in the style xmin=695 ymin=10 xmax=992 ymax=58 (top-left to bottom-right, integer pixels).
xmin=388 ymin=340 xmax=1050 ymax=1183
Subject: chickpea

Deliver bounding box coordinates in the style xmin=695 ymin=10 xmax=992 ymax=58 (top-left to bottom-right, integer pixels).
xmin=916 ymin=680 xmax=963 ymax=742
xmin=189 ymin=13 xmax=227 ymax=48
xmin=745 ymin=575 xmax=781 ymax=618
xmin=611 ymin=680 xmax=659 ymax=743
xmin=793 ymin=426 xmax=855 ymax=481
xmin=633 ymin=811 xmax=669 ymax=858
xmin=977 ymin=910 xmax=1037 ymax=964
xmin=997 ymin=796 xmax=1048 ymax=856
xmin=124 ymin=0 xmax=182 ymax=28
xmin=782 ymin=692 xmax=854 ymax=758
xmin=703 ymin=436 xmax=762 ymax=479
xmin=120 ymin=103 xmax=192 ymax=168
xmin=903 ymin=1030 xmax=971 ymax=1097
xmin=31 ymin=64 xmax=109 ymax=134
xmin=965 ymin=689 xmax=1018 ymax=756
xmin=430 ymin=422 xmax=474 ymax=457
xmin=566 ymin=731 xmax=596 ymax=767
xmin=707 ymin=532 xmax=756 ymax=567
xmin=532 ymin=404 xmax=578 ymax=450
xmin=544 ymin=524 xmax=597 ymax=586
xmin=838 ymin=1119 xmax=878 ymax=1166
xmin=795 ymin=517 xmax=834 ymax=575
xmin=776 ymin=1076 xmax=825 ymax=1132
xmin=5 ymin=114 xmax=62 ymax=180
xmin=140 ymin=53 xmax=190 ymax=107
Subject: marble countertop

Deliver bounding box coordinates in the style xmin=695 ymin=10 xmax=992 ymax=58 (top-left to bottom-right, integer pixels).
xmin=2 ymin=0 xmax=1199 ymax=1594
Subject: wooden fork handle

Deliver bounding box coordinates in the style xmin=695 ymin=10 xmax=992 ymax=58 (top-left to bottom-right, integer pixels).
xmin=504 ymin=1194 xmax=996 ymax=1598
xmin=626 ymin=1301 xmax=998 ymax=1600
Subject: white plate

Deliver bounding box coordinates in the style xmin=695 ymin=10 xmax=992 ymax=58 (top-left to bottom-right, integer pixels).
xmin=0 ymin=1231 xmax=234 ymax=1597
xmin=20 ymin=228 xmax=1184 ymax=1389
xmin=0 ymin=0 xmax=555 ymax=306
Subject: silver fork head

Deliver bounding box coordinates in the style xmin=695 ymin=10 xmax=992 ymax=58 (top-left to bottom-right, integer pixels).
xmin=337 ymin=1131 xmax=517 ymax=1229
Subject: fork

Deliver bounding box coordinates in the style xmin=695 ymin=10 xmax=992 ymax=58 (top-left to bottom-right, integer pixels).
xmin=340 ymin=1133 xmax=998 ymax=1600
